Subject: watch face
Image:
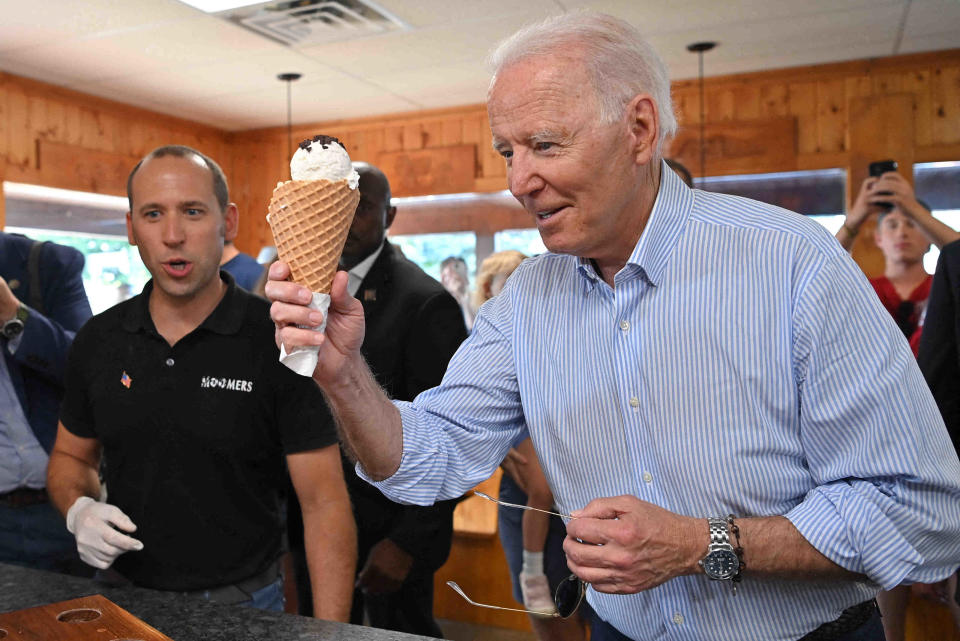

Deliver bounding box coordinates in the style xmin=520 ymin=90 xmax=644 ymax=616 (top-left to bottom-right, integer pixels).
xmin=703 ymin=549 xmax=740 ymax=580
xmin=2 ymin=319 xmax=24 ymax=339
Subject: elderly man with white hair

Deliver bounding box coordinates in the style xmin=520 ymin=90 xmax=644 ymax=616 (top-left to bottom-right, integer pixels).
xmin=268 ymin=12 xmax=960 ymax=641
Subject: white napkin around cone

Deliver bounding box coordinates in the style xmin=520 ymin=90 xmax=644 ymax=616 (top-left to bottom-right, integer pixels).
xmin=279 ymin=292 xmax=330 ymax=376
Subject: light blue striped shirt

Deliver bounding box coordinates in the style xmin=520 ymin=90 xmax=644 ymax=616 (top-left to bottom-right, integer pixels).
xmin=364 ymin=163 xmax=960 ymax=640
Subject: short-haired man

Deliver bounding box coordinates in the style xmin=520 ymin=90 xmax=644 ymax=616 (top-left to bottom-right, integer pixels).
xmin=47 ymin=146 xmax=356 ymax=618
xmin=268 ymin=13 xmax=960 ymax=640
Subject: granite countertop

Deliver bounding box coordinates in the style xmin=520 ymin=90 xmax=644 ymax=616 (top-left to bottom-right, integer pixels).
xmin=0 ymin=563 xmax=435 ymax=640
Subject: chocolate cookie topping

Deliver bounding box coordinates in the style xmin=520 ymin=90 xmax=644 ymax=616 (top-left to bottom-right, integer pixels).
xmin=298 ymin=135 xmax=346 ymax=153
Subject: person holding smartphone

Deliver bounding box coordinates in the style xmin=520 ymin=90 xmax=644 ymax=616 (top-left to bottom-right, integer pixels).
xmin=836 ymin=162 xmax=960 ymax=351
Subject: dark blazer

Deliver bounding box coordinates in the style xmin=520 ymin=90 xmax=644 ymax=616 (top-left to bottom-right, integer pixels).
xmin=918 ymin=239 xmax=960 ymax=452
xmin=0 ymin=232 xmax=92 ymax=452
xmin=345 ymin=241 xmax=468 ymax=572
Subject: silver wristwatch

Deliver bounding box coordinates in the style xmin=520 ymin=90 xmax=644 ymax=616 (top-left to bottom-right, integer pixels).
xmin=1 ymin=304 xmax=28 ymax=340
xmin=699 ymin=517 xmax=740 ymax=581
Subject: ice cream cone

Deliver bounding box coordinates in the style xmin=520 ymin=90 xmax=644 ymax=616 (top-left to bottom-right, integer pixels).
xmin=267 ymin=178 xmax=360 ymax=293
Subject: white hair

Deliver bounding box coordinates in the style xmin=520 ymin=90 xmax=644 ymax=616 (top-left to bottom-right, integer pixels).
xmin=488 ymin=12 xmax=677 ymax=154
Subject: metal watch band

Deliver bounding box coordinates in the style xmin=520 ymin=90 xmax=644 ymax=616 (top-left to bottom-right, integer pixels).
xmin=708 ymin=517 xmax=730 ymax=546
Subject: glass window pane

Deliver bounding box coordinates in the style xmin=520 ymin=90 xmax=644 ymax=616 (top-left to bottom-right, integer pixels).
xmin=388 ymin=231 xmax=476 ymax=281
xmin=494 ymin=229 xmax=546 ymax=257
xmin=700 ymin=169 xmax=846 ymax=216
xmin=5 ymin=227 xmax=150 ymax=315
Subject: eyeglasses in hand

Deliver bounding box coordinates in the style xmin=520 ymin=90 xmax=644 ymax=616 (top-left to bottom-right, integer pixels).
xmin=445 ymin=491 xmax=587 ymax=618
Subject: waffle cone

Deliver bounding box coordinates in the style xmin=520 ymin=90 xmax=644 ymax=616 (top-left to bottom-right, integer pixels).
xmin=268 ymin=179 xmax=360 ymax=293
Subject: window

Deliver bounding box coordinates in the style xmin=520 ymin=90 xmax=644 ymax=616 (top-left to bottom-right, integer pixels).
xmin=914 ymin=161 xmax=960 ymax=273
xmin=494 ymin=229 xmax=546 ymax=257
xmin=388 ymin=231 xmax=476 ymax=281
xmin=3 ymin=182 xmax=150 ymax=314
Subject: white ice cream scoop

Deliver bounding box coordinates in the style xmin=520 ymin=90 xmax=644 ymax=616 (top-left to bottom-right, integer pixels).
xmin=290 ymin=135 xmax=360 ymax=188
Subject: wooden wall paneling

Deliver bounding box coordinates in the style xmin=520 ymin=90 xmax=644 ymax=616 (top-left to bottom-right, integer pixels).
xmin=441 ymin=118 xmax=464 ymax=146
xmin=788 ymin=81 xmax=818 ymax=155
xmin=732 ymin=84 xmax=761 ymax=120
xmin=479 ymin=122 xmax=505 ymax=181
xmin=706 ymin=86 xmax=736 ymax=122
xmin=63 ymin=101 xmax=82 ymax=147
xmin=816 ymin=78 xmax=847 ymax=153
xmin=903 ymin=70 xmax=933 ymax=148
xmin=847 ymin=93 xmax=915 ymax=278
xmin=461 ymin=113 xmax=484 ymax=173
xmin=7 ymin=83 xmax=31 ymax=177
xmin=383 ymin=124 xmax=404 ymax=152
xmin=669 ymin=118 xmax=797 ymax=177
xmin=0 ymin=77 xmax=8 ymax=165
xmin=873 ymin=71 xmax=904 ymax=95
xmin=845 ymin=75 xmax=873 ymax=101
xmin=759 ymin=83 xmax=789 ymax=117
xmin=422 ymin=119 xmax=443 ymax=148
xmin=931 ymin=66 xmax=960 ymax=144
xmin=402 ymin=123 xmax=423 ymax=150
xmin=0 ymin=165 xmax=5 ymax=228
xmin=377 ymin=144 xmax=476 ymax=197
xmin=44 ymin=99 xmax=65 ymax=143
xmin=36 ymin=140 xmax=138 ymax=196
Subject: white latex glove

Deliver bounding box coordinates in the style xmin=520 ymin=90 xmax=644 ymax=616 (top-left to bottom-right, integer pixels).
xmin=66 ymin=496 xmax=143 ymax=569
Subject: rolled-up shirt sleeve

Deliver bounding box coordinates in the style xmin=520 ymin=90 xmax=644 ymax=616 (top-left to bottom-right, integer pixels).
xmin=359 ymin=292 xmax=527 ymax=505
xmin=788 ymin=251 xmax=960 ymax=589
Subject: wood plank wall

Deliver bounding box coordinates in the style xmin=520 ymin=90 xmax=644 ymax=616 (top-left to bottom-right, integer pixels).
xmin=2 ymin=48 xmax=960 ymax=639
xmin=0 ymin=71 xmax=229 ymax=216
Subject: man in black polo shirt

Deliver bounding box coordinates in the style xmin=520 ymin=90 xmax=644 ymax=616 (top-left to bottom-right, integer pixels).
xmin=46 ymin=145 xmax=356 ymax=619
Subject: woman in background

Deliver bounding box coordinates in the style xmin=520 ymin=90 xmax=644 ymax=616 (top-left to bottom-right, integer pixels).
xmin=473 ymin=250 xmax=586 ymax=641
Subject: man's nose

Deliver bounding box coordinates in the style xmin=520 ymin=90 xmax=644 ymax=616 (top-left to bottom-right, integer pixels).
xmin=508 ymin=149 xmax=545 ymax=200
xmin=162 ymin=216 xmax=185 ymax=245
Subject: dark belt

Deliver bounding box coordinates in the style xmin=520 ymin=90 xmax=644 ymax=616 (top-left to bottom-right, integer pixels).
xmin=799 ymin=600 xmax=878 ymax=641
xmin=0 ymin=487 xmax=48 ymax=508
xmin=182 ymin=559 xmax=282 ymax=605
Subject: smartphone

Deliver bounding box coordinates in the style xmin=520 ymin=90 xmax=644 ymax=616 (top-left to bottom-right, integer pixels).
xmin=869 ymin=160 xmax=897 ymax=210
xmin=869 ymin=160 xmax=897 ymax=177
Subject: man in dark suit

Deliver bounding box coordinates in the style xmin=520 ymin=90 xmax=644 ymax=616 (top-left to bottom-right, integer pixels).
xmin=288 ymin=163 xmax=467 ymax=636
xmin=918 ymin=238 xmax=960 ymax=460
xmin=0 ymin=231 xmax=92 ymax=573
xmin=917 ymin=238 xmax=960 ymax=625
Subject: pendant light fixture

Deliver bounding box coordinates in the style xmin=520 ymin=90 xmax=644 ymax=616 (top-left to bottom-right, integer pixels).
xmin=686 ymin=41 xmax=716 ymax=186
xmin=277 ymin=72 xmax=302 ymax=176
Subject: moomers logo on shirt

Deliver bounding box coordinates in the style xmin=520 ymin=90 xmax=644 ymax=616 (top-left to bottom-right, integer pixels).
xmin=200 ymin=376 xmax=254 ymax=392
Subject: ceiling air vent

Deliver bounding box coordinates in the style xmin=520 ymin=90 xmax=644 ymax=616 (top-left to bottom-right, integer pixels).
xmin=221 ymin=0 xmax=409 ymax=47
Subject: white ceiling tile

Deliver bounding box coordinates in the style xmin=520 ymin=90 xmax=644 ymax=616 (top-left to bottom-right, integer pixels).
xmin=0 ymin=0 xmax=199 ymax=52
xmin=901 ymin=0 xmax=960 ymax=38
xmin=369 ymin=0 xmax=562 ymax=28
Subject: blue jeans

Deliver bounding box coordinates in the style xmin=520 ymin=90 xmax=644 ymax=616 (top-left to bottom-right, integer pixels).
xmin=0 ymin=501 xmax=90 ymax=576
xmin=198 ymin=576 xmax=285 ymax=613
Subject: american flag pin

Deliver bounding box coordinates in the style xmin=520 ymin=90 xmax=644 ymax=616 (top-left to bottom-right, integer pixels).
xmin=121 ymin=371 xmax=132 ymax=389
xmin=363 ymin=289 xmax=376 ymax=301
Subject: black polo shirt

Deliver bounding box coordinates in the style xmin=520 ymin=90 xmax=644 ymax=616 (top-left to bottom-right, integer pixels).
xmin=60 ymin=272 xmax=336 ymax=591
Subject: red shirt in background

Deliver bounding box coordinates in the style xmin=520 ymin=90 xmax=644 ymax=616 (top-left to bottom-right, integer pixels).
xmin=869 ymin=274 xmax=932 ymax=357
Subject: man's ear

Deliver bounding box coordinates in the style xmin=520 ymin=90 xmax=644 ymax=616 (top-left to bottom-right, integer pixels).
xmin=223 ymin=203 xmax=240 ymax=241
xmin=385 ymin=205 xmax=398 ymax=230
xmin=627 ymin=94 xmax=659 ymax=167
xmin=126 ymin=212 xmax=137 ymax=246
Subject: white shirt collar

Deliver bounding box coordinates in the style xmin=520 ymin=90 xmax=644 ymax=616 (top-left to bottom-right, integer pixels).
xmin=346 ymin=241 xmax=385 ymax=297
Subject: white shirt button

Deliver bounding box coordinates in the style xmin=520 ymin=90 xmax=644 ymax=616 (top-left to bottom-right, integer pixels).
xmin=629 ymin=397 xmax=639 ymax=408
xmin=643 ymin=471 xmax=653 ymax=483
xmin=673 ymin=612 xmax=684 ymax=625
xmin=165 ymin=358 xmax=175 ymax=367
xmin=619 ymin=319 xmax=630 ymax=331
